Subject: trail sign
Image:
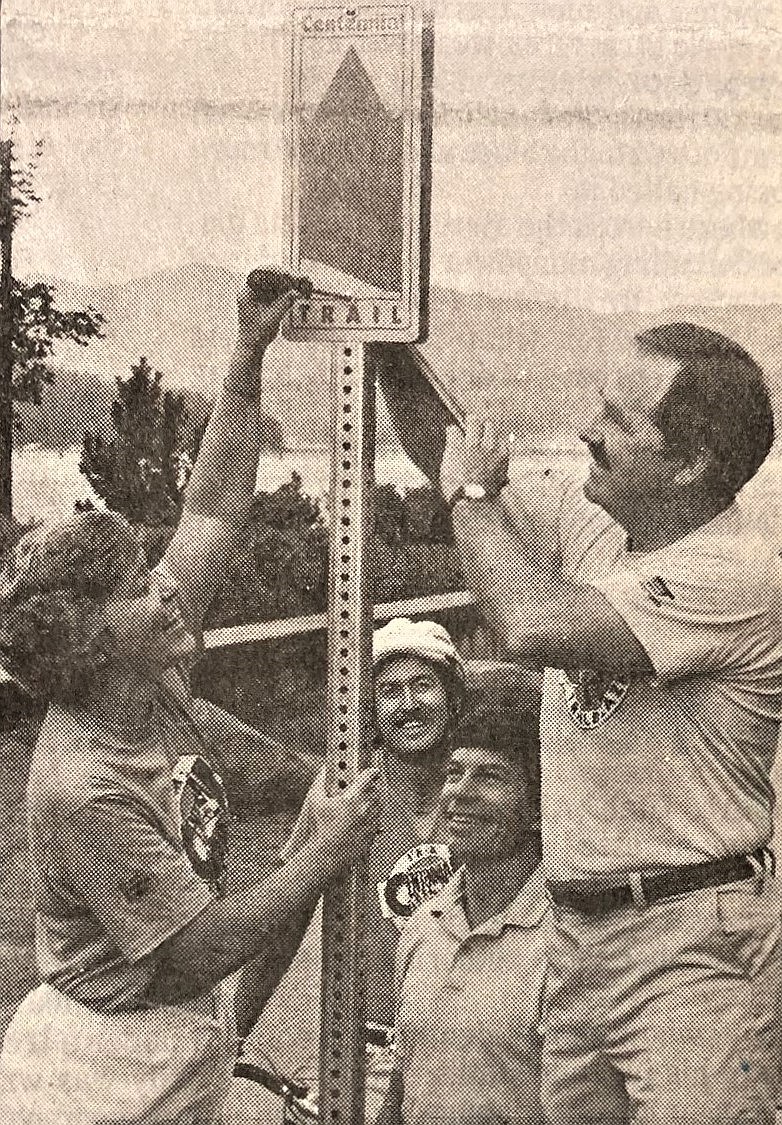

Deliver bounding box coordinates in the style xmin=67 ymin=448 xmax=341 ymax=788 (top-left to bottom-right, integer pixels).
xmin=281 ymin=8 xmax=434 ymax=1122
xmin=284 ymin=4 xmax=431 ymax=342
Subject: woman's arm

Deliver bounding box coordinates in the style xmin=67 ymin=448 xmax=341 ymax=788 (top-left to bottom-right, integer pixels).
xmin=232 ymin=899 xmax=319 ymax=1040
xmin=140 ymin=767 xmax=380 ymax=1006
xmin=163 ymin=279 xmax=297 ymax=631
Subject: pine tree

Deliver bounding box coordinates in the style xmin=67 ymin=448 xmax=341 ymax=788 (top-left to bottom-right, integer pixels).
xmin=80 ymin=357 xmax=190 ymax=526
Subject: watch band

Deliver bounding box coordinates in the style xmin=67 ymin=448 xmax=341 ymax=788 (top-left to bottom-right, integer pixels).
xmin=445 ymin=484 xmax=468 ymax=511
xmin=447 ymin=481 xmax=505 ymax=512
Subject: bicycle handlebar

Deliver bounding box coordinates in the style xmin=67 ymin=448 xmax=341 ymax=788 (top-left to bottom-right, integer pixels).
xmin=233 ymin=1024 xmax=393 ymax=1120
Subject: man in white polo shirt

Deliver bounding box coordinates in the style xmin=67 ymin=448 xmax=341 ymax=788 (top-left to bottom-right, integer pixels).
xmin=377 ymin=708 xmax=547 ymax=1125
xmin=379 ymin=322 xmax=782 ymax=1124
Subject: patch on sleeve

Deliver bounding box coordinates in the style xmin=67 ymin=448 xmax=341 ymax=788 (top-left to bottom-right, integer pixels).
xmin=118 ymin=871 xmax=157 ymax=903
xmin=173 ymin=755 xmax=230 ymax=896
xmin=560 ymin=669 xmax=630 ymax=729
xmin=641 ymin=575 xmax=675 ymax=606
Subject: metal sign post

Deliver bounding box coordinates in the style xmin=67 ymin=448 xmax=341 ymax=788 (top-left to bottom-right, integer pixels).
xmin=318 ymin=341 xmax=375 ymax=1123
xmin=283 ymin=6 xmax=432 ymax=1121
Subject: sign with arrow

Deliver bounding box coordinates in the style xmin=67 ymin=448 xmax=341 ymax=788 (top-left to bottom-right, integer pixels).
xmin=284 ymin=4 xmax=431 ymax=342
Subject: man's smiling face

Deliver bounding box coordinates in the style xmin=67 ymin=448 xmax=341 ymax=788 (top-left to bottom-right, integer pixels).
xmin=374 ymin=655 xmax=451 ymax=758
xmin=440 ymin=745 xmax=533 ymax=862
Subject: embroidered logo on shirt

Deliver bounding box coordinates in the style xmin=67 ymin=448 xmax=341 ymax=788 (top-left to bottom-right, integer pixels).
xmin=173 ymin=755 xmax=230 ymax=896
xmin=559 ymin=668 xmax=629 ymax=730
xmin=641 ymin=575 xmax=675 ymax=606
xmin=118 ymin=871 xmax=155 ymax=902
xmin=378 ymin=843 xmax=453 ymax=930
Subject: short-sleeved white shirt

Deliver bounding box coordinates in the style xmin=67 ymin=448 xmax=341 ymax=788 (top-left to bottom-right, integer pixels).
xmin=394 ymin=864 xmax=547 ymax=1125
xmin=519 ymin=476 xmax=782 ymax=880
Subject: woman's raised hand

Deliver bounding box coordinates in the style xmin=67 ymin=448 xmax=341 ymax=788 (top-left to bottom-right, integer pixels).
xmin=236 ymin=270 xmax=299 ymax=359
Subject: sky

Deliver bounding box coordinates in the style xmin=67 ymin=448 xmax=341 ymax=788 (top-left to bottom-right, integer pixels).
xmin=1 ymin=0 xmax=780 ymax=310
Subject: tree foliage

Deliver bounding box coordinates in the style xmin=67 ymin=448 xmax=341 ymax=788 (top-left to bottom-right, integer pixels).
xmin=0 ymin=130 xmax=104 ymax=517
xmin=9 ymin=279 xmax=105 ymax=405
xmin=0 ymin=131 xmax=105 ymax=394
xmin=251 ymin=470 xmax=321 ymax=532
xmin=80 ymin=357 xmax=191 ymax=526
xmin=374 ymin=483 xmax=406 ymax=547
xmin=374 ymin=481 xmax=451 ymax=545
xmin=207 ymin=472 xmax=327 ymax=629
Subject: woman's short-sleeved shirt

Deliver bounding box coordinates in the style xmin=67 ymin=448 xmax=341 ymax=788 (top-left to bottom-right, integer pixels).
xmin=27 ymin=665 xmax=228 ymax=1012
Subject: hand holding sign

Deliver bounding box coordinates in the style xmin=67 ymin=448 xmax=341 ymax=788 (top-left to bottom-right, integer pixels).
xmin=236 ymin=271 xmax=300 ymax=364
xmin=247 ymin=269 xmax=314 ymax=303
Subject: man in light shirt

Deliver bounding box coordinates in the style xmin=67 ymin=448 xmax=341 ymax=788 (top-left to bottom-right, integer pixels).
xmin=243 ymin=618 xmax=469 ymax=1121
xmin=381 ymin=322 xmax=782 ymax=1124
xmin=378 ymin=709 xmax=546 ymax=1125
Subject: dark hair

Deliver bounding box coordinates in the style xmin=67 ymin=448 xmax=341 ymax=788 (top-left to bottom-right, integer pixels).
xmin=636 ymin=322 xmax=774 ymax=502
xmin=453 ymin=706 xmax=541 ymax=819
xmin=0 ymin=510 xmax=142 ymax=703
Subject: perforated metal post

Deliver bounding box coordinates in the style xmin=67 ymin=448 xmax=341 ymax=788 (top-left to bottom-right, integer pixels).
xmin=319 ymin=342 xmax=375 ymax=1125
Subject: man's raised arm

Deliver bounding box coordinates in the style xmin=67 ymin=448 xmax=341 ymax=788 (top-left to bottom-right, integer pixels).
xmin=442 ymin=416 xmax=653 ymax=676
xmin=373 ymin=344 xmax=567 ymax=572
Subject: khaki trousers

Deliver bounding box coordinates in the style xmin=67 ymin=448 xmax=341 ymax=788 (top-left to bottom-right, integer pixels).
xmin=0 ymin=983 xmax=237 ymax=1125
xmin=541 ymin=875 xmax=782 ymax=1125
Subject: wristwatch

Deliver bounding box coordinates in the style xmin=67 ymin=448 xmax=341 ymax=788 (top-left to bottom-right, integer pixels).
xmin=447 ymin=481 xmax=497 ymax=511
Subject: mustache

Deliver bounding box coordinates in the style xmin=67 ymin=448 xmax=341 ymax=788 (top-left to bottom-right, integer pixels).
xmin=446 ymin=804 xmax=481 ymax=817
xmin=586 ymin=439 xmax=610 ymax=470
xmin=393 ymin=708 xmax=428 ymax=726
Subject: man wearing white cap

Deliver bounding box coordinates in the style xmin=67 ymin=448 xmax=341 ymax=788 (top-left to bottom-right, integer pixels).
xmin=370 ymin=617 xmax=468 ymax=965
xmin=242 ymin=618 xmax=470 ymax=1119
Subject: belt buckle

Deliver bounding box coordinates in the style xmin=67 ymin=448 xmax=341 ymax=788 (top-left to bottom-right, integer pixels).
xmin=763 ymin=847 xmax=776 ymax=877
xmin=746 ymin=849 xmax=773 ymax=895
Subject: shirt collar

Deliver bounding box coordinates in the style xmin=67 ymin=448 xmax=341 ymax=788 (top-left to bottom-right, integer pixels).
xmin=428 ymin=867 xmax=469 ymax=940
xmin=430 ymin=863 xmax=548 ymax=939
xmin=499 ymin=863 xmax=548 ymax=927
xmin=625 ymin=500 xmax=741 ymax=560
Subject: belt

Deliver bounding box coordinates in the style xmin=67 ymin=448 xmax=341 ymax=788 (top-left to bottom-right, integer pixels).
xmin=547 ymin=848 xmax=774 ymax=916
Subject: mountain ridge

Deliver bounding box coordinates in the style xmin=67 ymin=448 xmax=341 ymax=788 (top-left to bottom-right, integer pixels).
xmin=20 ymin=263 xmax=781 ymax=449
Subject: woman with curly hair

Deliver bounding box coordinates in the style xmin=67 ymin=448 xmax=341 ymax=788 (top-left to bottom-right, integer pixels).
xmin=0 ymin=277 xmax=381 ymax=1125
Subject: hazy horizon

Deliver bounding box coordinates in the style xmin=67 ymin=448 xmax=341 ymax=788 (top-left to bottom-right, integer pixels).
xmin=3 ymin=0 xmax=780 ymax=312
xmin=20 ymin=260 xmax=782 ymax=316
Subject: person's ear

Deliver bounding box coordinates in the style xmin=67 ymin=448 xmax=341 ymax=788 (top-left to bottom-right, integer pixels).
xmin=673 ymin=445 xmax=712 ymax=488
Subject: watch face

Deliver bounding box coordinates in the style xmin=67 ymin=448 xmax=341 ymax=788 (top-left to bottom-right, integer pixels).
xmin=463 ymin=483 xmax=487 ymax=500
